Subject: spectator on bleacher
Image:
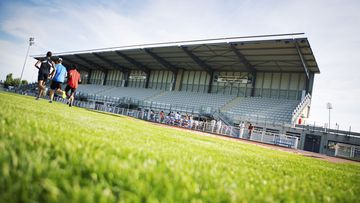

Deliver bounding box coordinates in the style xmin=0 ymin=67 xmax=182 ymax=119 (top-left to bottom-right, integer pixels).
xmin=216 ymin=120 xmax=222 ymax=133
xmin=239 ymin=122 xmax=245 ymax=138
xmin=194 ymin=120 xmax=199 ymax=130
xmin=150 ymin=110 xmax=155 ymax=121
xmin=248 ymin=123 xmax=254 ymax=139
xmin=181 ymin=117 xmax=188 ymax=127
xmin=165 ymin=112 xmax=170 ymax=124
xmin=175 ymin=112 xmax=181 ymax=125
xmin=143 ymin=110 xmax=148 ymax=120
xmin=185 ymin=113 xmax=189 ymax=121
xmin=211 ymin=119 xmax=216 ymax=132
xmin=170 ymin=112 xmax=175 ymax=125
xmin=159 ymin=111 xmax=165 ymax=123
xmin=49 ymin=58 xmax=67 ymax=103
xmin=188 ymin=116 xmax=193 ymax=129
xmin=34 ymin=51 xmax=55 ymax=100
xmin=65 ymin=64 xmax=81 ymax=107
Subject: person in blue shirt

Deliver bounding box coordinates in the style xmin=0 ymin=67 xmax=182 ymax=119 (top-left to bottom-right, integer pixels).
xmin=49 ymin=58 xmax=67 ymax=103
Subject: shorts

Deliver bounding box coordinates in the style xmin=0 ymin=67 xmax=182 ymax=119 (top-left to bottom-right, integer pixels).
xmin=65 ymin=85 xmax=76 ymax=95
xmin=50 ymin=81 xmax=63 ymax=90
xmin=38 ymin=71 xmax=49 ymax=82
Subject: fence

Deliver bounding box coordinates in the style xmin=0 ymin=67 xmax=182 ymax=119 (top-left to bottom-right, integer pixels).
xmin=57 ymin=98 xmax=299 ymax=149
xmin=250 ymin=130 xmax=299 ymax=149
xmin=5 ymin=88 xmax=300 ymax=150
xmin=335 ymin=143 xmax=360 ymax=160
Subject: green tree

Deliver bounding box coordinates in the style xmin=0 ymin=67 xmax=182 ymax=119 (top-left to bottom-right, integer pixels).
xmin=21 ymin=80 xmax=28 ymax=86
xmin=3 ymin=73 xmax=28 ymax=87
xmin=4 ymin=73 xmax=13 ymax=88
xmin=12 ymin=78 xmax=21 ymax=87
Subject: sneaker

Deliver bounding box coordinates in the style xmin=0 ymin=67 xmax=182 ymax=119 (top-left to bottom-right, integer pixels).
xmin=49 ymin=100 xmax=52 ymax=103
xmin=69 ymin=102 xmax=72 ymax=107
xmin=35 ymin=97 xmax=39 ymax=100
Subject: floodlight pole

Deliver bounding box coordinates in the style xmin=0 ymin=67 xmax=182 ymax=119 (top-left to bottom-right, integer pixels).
xmin=19 ymin=37 xmax=35 ymax=88
xmin=326 ymin=102 xmax=332 ymax=129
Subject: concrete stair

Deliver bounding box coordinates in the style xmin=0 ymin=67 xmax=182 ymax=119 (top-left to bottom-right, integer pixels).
xmin=220 ymin=97 xmax=242 ymax=111
xmin=145 ymin=90 xmax=166 ymax=100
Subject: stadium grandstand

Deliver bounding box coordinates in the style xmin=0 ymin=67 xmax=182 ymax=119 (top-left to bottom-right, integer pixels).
xmin=26 ymin=33 xmax=359 ymax=160
xmin=34 ymin=33 xmax=318 ymax=125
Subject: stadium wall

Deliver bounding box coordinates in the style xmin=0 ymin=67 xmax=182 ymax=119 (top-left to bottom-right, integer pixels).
xmin=106 ymin=70 xmax=124 ymax=86
xmin=85 ymin=69 xmax=310 ymax=100
xmin=180 ymin=70 xmax=210 ymax=93
xmin=89 ymin=70 xmax=105 ymax=85
xmin=148 ymin=70 xmax=173 ymax=90
xmin=253 ymin=72 xmax=307 ymax=100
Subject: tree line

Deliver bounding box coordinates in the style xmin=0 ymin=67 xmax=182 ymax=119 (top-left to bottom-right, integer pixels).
xmin=3 ymin=73 xmax=28 ymax=88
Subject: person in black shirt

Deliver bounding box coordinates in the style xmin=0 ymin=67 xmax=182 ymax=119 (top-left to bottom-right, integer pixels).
xmin=34 ymin=51 xmax=55 ymax=100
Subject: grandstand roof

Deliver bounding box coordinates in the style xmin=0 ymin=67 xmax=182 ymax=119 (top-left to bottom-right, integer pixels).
xmin=33 ymin=33 xmax=320 ymax=74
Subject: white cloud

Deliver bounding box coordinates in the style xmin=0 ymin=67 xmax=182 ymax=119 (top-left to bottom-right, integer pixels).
xmin=0 ymin=40 xmax=39 ymax=82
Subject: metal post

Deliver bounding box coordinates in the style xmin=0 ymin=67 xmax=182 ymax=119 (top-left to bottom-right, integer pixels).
xmin=19 ymin=37 xmax=34 ymax=88
xmin=326 ymin=102 xmax=332 ymax=130
xmin=328 ymin=108 xmax=331 ymax=129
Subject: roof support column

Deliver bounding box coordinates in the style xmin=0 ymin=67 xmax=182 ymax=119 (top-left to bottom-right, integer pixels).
xmin=295 ymin=41 xmax=310 ymax=79
xmin=173 ymin=69 xmax=184 ymax=91
xmin=181 ymin=46 xmax=213 ymax=76
xmin=207 ymin=71 xmax=214 ymax=93
xmin=144 ymin=49 xmax=177 ymax=74
xmin=103 ymin=70 xmax=108 ymax=86
xmin=229 ymin=43 xmax=258 ymax=96
xmin=123 ymin=71 xmax=130 ymax=87
xmin=306 ymin=72 xmax=314 ymax=95
xmin=115 ymin=51 xmax=150 ymax=75
xmin=250 ymin=72 xmax=257 ymax=97
xmin=92 ymin=53 xmax=128 ymax=73
xmin=145 ymin=71 xmax=150 ymax=88
xmin=87 ymin=69 xmax=92 ymax=84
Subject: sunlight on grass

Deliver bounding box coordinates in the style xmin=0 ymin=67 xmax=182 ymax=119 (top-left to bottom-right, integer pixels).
xmin=0 ymin=92 xmax=359 ymax=202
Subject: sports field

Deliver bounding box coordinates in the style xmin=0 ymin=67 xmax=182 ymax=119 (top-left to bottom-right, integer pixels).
xmin=0 ymin=92 xmax=359 ymax=202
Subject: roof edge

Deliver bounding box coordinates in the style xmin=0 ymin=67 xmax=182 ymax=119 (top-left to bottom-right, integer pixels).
xmin=31 ymin=32 xmax=305 ymax=57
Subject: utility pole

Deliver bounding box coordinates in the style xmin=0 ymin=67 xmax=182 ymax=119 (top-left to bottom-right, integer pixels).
xmin=19 ymin=37 xmax=35 ymax=88
xmin=326 ymin=102 xmax=333 ymax=130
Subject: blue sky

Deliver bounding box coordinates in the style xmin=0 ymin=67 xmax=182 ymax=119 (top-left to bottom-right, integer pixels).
xmin=0 ymin=0 xmax=359 ymax=131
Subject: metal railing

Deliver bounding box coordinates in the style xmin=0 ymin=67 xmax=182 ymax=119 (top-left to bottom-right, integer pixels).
xmin=213 ymin=110 xmax=233 ymax=126
xmin=251 ymin=130 xmax=299 ymax=149
xmin=3 ymin=88 xmax=303 ymax=150
xmin=335 ymin=143 xmax=360 ymax=160
xmin=57 ymin=98 xmax=299 ymax=149
xmin=291 ymin=93 xmax=311 ymax=124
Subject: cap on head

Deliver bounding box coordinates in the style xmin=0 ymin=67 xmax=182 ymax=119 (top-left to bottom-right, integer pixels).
xmin=58 ymin=58 xmax=63 ymax=62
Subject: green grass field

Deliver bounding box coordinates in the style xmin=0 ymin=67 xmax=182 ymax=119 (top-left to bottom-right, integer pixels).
xmin=0 ymin=92 xmax=359 ymax=202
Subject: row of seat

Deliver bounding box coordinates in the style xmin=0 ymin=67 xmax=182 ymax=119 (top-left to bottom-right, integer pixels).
xmin=76 ymin=85 xmax=300 ymax=124
xmin=146 ymin=91 xmax=237 ymax=110
xmin=223 ymin=97 xmax=299 ymax=123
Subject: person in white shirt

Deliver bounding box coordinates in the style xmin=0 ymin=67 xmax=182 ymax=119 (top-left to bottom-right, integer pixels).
xmin=239 ymin=122 xmax=245 ymax=138
xmin=217 ymin=120 xmax=222 ymax=133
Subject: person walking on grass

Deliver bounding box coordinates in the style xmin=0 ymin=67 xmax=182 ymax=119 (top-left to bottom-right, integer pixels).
xmin=34 ymin=51 xmax=55 ymax=100
xmin=49 ymin=58 xmax=67 ymax=103
xmin=64 ymin=64 xmax=81 ymax=107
